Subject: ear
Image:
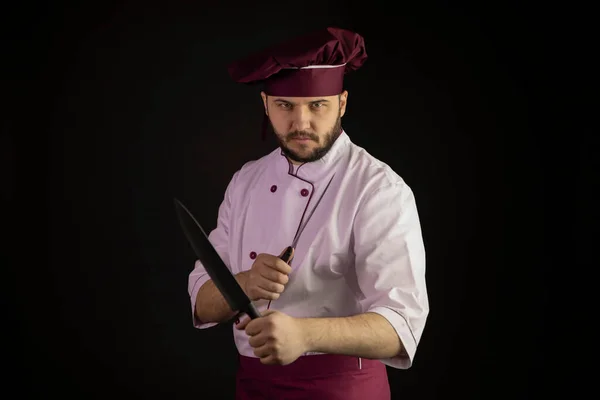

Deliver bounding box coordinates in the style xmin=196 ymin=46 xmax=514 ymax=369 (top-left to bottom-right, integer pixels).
xmin=339 ymin=90 xmax=348 ymax=118
xmin=260 ymin=91 xmax=269 ymax=115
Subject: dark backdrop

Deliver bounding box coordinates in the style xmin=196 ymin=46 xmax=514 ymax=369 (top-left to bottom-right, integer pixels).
xmin=5 ymin=1 xmax=585 ymax=399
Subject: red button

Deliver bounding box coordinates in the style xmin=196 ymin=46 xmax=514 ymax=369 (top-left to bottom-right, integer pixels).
xmin=301 ymin=188 xmax=309 ymax=197
xmin=249 ymin=251 xmax=257 ymax=259
xmin=270 ymin=185 xmax=277 ymax=193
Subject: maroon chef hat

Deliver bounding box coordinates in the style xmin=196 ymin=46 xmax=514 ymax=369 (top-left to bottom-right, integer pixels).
xmin=228 ymin=26 xmax=367 ymax=97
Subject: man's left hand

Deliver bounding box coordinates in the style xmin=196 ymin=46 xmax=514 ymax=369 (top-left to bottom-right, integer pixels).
xmin=235 ymin=310 xmax=307 ymax=365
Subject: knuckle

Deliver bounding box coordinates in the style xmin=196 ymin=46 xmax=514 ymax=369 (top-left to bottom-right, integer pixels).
xmin=269 ymin=282 xmax=281 ymax=292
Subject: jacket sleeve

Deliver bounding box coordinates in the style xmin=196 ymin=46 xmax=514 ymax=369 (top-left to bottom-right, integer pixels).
xmin=352 ymin=180 xmax=429 ymax=369
xmin=187 ymin=170 xmax=239 ymax=329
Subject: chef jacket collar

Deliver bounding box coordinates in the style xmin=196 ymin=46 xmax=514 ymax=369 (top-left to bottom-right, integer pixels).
xmin=274 ymin=130 xmax=350 ymax=182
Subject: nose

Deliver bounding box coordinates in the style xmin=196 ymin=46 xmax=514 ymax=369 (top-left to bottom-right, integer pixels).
xmin=290 ymin=106 xmax=312 ymax=132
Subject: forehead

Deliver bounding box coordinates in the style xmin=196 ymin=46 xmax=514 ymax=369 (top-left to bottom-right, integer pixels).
xmin=270 ymin=95 xmax=337 ymax=104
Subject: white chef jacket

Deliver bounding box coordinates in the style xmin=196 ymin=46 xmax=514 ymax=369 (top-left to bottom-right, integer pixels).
xmin=188 ymin=130 xmax=429 ymax=369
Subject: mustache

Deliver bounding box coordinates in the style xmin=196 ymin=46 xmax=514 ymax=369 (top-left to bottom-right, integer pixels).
xmin=286 ymin=131 xmax=319 ymax=141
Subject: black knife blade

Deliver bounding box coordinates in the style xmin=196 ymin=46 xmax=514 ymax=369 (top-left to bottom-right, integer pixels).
xmin=173 ymin=198 xmax=262 ymax=319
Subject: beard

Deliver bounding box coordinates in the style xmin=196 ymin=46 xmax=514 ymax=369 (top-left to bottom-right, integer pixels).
xmin=272 ymin=110 xmax=343 ymax=164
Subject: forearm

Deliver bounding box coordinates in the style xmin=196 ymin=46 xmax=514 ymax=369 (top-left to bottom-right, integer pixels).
xmin=300 ymin=312 xmax=402 ymax=359
xmin=195 ymin=271 xmax=249 ymax=324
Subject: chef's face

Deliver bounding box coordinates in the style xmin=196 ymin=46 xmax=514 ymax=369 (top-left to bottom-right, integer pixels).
xmin=261 ymin=91 xmax=348 ymax=164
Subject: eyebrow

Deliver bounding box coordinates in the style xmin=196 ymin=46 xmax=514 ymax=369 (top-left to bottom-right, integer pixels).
xmin=273 ymin=98 xmax=330 ymax=105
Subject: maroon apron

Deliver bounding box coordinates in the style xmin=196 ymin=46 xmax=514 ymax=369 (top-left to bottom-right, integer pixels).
xmin=235 ymin=353 xmax=391 ymax=400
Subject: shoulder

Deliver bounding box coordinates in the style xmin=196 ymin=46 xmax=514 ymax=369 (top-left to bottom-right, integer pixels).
xmin=342 ymin=140 xmax=420 ymax=224
xmin=344 ymin=138 xmax=409 ymax=196
xmin=237 ymin=147 xmax=279 ymax=180
xmin=226 ymin=147 xmax=279 ymax=193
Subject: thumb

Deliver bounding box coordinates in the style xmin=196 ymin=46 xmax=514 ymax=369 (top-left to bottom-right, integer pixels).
xmin=279 ymin=246 xmax=295 ymax=264
xmin=235 ymin=315 xmax=251 ymax=330
xmin=235 ymin=310 xmax=277 ymax=330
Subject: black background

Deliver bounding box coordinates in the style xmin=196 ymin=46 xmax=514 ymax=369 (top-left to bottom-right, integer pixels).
xmin=4 ymin=1 xmax=590 ymax=399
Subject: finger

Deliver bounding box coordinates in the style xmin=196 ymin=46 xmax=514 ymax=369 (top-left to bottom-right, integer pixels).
xmin=244 ymin=311 xmax=278 ymax=336
xmin=250 ymin=286 xmax=281 ymax=301
xmin=257 ymin=277 xmax=285 ymax=294
xmin=253 ymin=343 xmax=271 ymax=359
xmin=235 ymin=316 xmax=251 ymax=330
xmin=234 ymin=313 xmax=244 ymax=325
xmin=259 ymin=268 xmax=289 ymax=285
xmin=259 ymin=354 xmax=278 ymax=365
xmin=248 ymin=333 xmax=268 ymax=348
xmin=264 ymin=256 xmax=293 ymax=275
xmin=242 ymin=316 xmax=270 ymax=336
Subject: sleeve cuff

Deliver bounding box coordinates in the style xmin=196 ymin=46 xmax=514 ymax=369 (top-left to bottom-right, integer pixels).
xmin=189 ymin=273 xmax=218 ymax=329
xmin=368 ymin=306 xmax=418 ymax=369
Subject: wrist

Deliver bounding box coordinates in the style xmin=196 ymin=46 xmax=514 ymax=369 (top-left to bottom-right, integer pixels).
xmin=296 ymin=318 xmax=318 ymax=354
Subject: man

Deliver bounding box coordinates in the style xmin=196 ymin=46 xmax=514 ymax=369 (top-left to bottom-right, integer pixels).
xmin=188 ymin=27 xmax=429 ymax=399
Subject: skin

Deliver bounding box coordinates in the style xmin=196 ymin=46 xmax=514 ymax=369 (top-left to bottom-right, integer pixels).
xmin=195 ymin=91 xmax=404 ymax=365
xmin=235 ymin=310 xmax=403 ymax=366
xmin=231 ymin=91 xmax=404 ymax=365
xmin=194 ymin=248 xmax=293 ymax=324
xmin=197 ymin=247 xmax=404 ymax=366
xmin=260 ymin=90 xmax=348 ymax=165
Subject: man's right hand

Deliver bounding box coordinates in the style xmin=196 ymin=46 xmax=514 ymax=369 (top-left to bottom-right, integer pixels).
xmin=243 ymin=248 xmax=294 ymax=301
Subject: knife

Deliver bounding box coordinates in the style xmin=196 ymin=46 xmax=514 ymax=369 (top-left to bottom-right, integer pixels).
xmin=174 ymin=198 xmax=293 ymax=320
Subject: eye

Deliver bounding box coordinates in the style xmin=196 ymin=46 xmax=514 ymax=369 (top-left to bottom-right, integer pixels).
xmin=311 ymin=102 xmax=325 ymax=109
xmin=277 ymin=102 xmax=292 ymax=110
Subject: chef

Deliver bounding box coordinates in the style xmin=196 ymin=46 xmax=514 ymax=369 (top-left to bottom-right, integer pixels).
xmin=187 ymin=26 xmax=429 ymax=400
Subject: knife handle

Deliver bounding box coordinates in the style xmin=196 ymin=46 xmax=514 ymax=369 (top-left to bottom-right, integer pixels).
xmin=265 ymin=246 xmax=294 ymax=313
xmin=246 ymin=302 xmax=261 ymax=319
xmin=280 ymin=246 xmax=294 ymax=264
xmin=243 ymin=247 xmax=292 ymax=320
